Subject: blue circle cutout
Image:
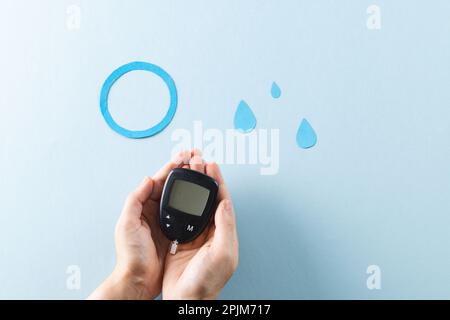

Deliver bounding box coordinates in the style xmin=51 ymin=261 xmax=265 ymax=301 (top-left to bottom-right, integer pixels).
xmin=100 ymin=61 xmax=177 ymax=139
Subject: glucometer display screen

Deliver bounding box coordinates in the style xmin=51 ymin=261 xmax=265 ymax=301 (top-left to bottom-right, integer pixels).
xmin=168 ymin=180 xmax=210 ymax=216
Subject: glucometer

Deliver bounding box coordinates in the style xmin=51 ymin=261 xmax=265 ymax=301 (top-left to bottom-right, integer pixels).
xmin=160 ymin=168 xmax=218 ymax=254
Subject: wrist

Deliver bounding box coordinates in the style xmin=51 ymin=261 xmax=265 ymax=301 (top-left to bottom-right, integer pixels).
xmin=111 ymin=267 xmax=156 ymax=300
xmin=88 ymin=267 xmax=156 ymax=300
xmin=164 ymin=285 xmax=220 ymax=300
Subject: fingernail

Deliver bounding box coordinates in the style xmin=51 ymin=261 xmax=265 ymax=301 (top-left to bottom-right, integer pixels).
xmin=172 ymin=152 xmax=183 ymax=165
xmin=182 ymin=150 xmax=191 ymax=165
xmin=190 ymin=155 xmax=203 ymax=165
xmin=223 ymin=200 xmax=233 ymax=213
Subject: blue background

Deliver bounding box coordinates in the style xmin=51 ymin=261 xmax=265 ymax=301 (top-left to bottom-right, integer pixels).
xmin=0 ymin=0 xmax=449 ymax=299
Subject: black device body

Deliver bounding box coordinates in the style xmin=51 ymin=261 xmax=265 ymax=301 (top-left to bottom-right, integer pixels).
xmin=160 ymin=168 xmax=219 ymax=243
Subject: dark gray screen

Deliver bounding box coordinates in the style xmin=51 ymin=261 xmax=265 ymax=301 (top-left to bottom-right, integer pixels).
xmin=168 ymin=180 xmax=210 ymax=216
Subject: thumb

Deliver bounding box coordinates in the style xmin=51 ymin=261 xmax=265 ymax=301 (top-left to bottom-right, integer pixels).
xmin=121 ymin=176 xmax=154 ymax=221
xmin=211 ymin=199 xmax=238 ymax=260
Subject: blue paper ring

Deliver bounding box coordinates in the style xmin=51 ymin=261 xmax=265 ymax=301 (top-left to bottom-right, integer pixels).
xmin=100 ymin=61 xmax=177 ymax=139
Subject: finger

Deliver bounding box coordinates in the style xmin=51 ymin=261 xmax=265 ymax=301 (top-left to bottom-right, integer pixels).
xmin=211 ymin=199 xmax=238 ymax=259
xmin=205 ymin=162 xmax=230 ymax=201
xmin=153 ymin=150 xmax=191 ymax=182
xmin=121 ymin=176 xmax=154 ymax=221
xmin=190 ymin=149 xmax=205 ymax=173
xmin=175 ymin=223 xmax=212 ymax=251
xmin=151 ymin=150 xmax=191 ymax=200
xmin=191 ymin=148 xmax=202 ymax=158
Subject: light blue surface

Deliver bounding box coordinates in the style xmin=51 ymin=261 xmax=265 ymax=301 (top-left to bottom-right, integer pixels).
xmin=100 ymin=61 xmax=178 ymax=138
xmin=233 ymin=100 xmax=257 ymax=133
xmin=1 ymin=0 xmax=450 ymax=299
xmin=297 ymin=119 xmax=317 ymax=149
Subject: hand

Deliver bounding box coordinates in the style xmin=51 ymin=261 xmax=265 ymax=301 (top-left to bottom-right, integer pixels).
xmin=88 ymin=151 xmax=193 ymax=300
xmin=162 ymin=153 xmax=239 ymax=300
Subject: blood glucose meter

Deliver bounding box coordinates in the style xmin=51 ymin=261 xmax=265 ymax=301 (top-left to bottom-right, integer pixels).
xmin=160 ymin=168 xmax=218 ymax=253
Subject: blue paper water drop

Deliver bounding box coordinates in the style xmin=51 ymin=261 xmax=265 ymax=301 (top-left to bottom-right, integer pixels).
xmin=271 ymin=82 xmax=281 ymax=99
xmin=234 ymin=100 xmax=256 ymax=133
xmin=296 ymin=118 xmax=317 ymax=149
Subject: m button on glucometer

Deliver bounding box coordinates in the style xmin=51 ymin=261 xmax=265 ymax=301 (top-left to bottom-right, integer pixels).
xmin=186 ymin=224 xmax=195 ymax=232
